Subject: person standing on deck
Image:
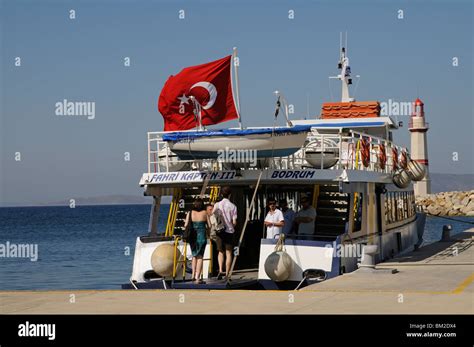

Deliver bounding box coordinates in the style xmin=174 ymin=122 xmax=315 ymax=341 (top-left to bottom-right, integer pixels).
xmin=206 ymin=203 xmax=218 ymax=242
xmin=295 ymin=196 xmax=316 ymax=238
xmin=279 ymin=199 xmax=296 ymax=235
xmin=264 ymin=197 xmax=285 ymax=239
xmin=212 ymin=186 xmax=237 ymax=280
xmin=184 ymin=198 xmax=210 ymax=284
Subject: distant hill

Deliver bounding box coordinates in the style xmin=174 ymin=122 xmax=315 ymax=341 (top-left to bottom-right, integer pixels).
xmin=42 ymin=195 xmax=151 ymax=206
xmin=430 ymin=173 xmax=474 ymax=193
xmin=1 ymin=174 xmax=472 ymax=207
xmin=0 ymin=194 xmax=171 ymax=207
xmin=39 ymin=174 xmax=472 ymax=206
xmin=40 ymin=195 xmax=172 ymax=207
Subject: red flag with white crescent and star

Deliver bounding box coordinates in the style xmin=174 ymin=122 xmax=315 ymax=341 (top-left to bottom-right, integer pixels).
xmin=158 ymin=55 xmax=239 ymax=131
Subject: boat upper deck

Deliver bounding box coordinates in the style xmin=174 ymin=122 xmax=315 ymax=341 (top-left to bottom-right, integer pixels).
xmin=141 ymin=127 xmax=410 ymax=188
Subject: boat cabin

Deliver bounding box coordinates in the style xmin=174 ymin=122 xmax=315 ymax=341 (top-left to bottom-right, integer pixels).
xmin=123 ymin=121 xmax=420 ymax=290
xmin=123 ymin=34 xmax=424 ymax=290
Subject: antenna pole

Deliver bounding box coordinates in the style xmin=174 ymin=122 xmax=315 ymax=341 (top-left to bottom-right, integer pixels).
xmin=345 ymin=31 xmax=348 ymax=54
xmin=306 ymin=92 xmax=310 ymax=119
xmin=330 ymin=32 xmax=358 ymax=102
xmin=340 ymin=32 xmax=342 ymax=53
xmin=340 ymin=32 xmax=351 ymax=102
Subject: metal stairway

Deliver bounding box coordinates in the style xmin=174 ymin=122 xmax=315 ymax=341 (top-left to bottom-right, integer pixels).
xmin=315 ymin=184 xmax=349 ymax=239
xmin=166 ymin=186 xmax=220 ymax=237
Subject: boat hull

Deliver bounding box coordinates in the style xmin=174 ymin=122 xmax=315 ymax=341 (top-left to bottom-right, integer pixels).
xmin=124 ymin=217 xmax=423 ymax=290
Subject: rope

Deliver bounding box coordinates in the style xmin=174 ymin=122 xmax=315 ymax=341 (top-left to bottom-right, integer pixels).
xmin=270 ymin=112 xmax=277 ymax=168
xmin=354 ymin=139 xmax=360 ymax=170
xmin=199 ymin=171 xmax=211 ymax=198
xmin=274 ymin=234 xmax=286 ymax=252
xmin=425 ymin=213 xmax=474 ymax=225
xmin=228 ymin=171 xmax=263 ymax=282
xmin=350 ymin=140 xmax=361 ymax=233
xmin=260 ymin=114 xmax=278 ymax=237
xmin=328 ymin=78 xmax=334 ymax=102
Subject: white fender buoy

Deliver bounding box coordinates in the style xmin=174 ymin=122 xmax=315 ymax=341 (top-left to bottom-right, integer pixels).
xmin=392 ymin=168 xmax=411 ymax=189
xmin=406 ymin=160 xmax=426 ymax=181
xmin=151 ymin=243 xmax=181 ymax=277
xmin=264 ymin=251 xmax=294 ymax=282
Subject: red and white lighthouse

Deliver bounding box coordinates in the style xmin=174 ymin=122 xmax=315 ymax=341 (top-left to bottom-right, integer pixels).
xmin=409 ymin=98 xmax=431 ymax=196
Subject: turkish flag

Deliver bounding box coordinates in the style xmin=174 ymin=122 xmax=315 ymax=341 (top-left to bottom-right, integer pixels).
xmin=158 ymin=55 xmax=239 ymax=131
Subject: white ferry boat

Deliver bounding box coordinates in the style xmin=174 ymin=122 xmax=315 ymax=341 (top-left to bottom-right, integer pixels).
xmin=123 ymin=38 xmax=427 ymax=290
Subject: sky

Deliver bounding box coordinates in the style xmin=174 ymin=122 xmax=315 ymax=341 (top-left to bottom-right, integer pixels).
xmin=0 ymin=0 xmax=473 ymax=206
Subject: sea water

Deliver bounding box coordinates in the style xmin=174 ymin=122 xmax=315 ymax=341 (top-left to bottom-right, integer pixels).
xmin=0 ymin=205 xmax=471 ymax=290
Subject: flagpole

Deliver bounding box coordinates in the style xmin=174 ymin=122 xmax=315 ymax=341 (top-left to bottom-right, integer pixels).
xmin=189 ymin=96 xmax=203 ymax=131
xmin=232 ymin=47 xmax=243 ymax=129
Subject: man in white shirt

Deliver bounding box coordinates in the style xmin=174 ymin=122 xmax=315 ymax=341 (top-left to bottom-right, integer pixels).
xmin=264 ymin=198 xmax=285 ymax=239
xmin=295 ymin=196 xmax=316 ymax=238
xmin=279 ymin=199 xmax=296 ymax=235
xmin=212 ymin=186 xmax=237 ymax=279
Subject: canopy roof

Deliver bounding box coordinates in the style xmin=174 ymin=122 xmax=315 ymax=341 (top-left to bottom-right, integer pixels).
xmin=321 ymin=101 xmax=380 ymax=119
xmin=291 ymin=117 xmax=398 ymax=129
xmin=162 ymin=125 xmax=312 ymax=141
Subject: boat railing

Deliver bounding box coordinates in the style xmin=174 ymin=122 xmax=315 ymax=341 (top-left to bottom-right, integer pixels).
xmin=324 ymin=130 xmax=407 ymax=174
xmin=147 ymin=130 xmax=408 ymax=175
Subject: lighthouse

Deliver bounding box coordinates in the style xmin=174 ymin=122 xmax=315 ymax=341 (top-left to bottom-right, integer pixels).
xmin=409 ymin=98 xmax=431 ymax=196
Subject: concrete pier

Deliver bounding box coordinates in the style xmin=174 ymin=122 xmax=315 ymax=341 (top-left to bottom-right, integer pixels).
xmin=1 ymin=229 xmax=472 ymax=314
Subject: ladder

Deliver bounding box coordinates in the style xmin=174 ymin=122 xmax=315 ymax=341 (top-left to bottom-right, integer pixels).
xmin=168 ymin=184 xmax=221 ymax=280
xmin=315 ymin=184 xmax=349 ymax=239
xmin=165 ymin=186 xmax=220 ymax=237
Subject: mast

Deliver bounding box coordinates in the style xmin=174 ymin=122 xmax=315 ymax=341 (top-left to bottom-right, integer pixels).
xmin=232 ymin=47 xmax=243 ymax=129
xmin=329 ymin=32 xmax=354 ymax=102
xmin=273 ymin=90 xmax=292 ymax=126
xmin=189 ymin=96 xmax=203 ymax=131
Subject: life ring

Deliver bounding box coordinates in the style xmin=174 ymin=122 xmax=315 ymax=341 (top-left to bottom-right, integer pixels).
xmin=378 ymin=144 xmax=387 ymax=170
xmin=392 ymin=147 xmax=398 ymax=171
xmin=400 ymin=151 xmax=408 ymax=169
xmin=360 ymin=138 xmax=370 ymax=167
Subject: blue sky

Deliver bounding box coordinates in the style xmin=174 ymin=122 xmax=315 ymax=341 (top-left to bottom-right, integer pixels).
xmin=1 ymin=0 xmax=472 ymax=206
